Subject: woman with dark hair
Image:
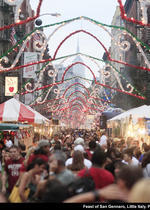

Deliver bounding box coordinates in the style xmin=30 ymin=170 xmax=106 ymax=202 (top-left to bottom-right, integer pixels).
xmin=67 ymin=150 xmax=86 ymax=175
xmin=141 ymin=151 xmax=150 ymax=177
xmin=18 ymin=158 xmax=47 ymax=202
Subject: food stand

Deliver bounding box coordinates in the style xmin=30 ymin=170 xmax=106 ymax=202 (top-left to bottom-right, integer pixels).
xmin=0 ymin=98 xmax=50 ymax=149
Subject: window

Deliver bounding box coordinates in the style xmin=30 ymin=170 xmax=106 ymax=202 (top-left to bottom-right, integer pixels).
xmin=147 ymin=7 xmax=150 ymax=23
xmin=0 ymin=0 xmax=4 ymax=7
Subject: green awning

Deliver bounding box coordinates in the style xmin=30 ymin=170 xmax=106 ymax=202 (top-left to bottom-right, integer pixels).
xmin=0 ymin=123 xmax=32 ymax=131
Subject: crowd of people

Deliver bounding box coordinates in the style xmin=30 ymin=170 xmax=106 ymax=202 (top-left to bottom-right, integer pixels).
xmin=0 ymin=128 xmax=150 ymax=203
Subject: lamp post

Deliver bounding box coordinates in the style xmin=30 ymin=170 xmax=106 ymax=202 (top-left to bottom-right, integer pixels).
xmin=35 ymin=13 xmax=61 ymax=26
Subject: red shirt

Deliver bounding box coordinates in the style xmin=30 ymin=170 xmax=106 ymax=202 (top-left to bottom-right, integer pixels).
xmin=5 ymin=157 xmax=24 ymax=193
xmin=20 ymin=154 xmax=49 ymax=173
xmin=77 ymin=167 xmax=114 ymax=189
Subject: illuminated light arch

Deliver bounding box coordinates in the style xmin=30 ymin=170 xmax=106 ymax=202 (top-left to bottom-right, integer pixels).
xmin=66 ymin=91 xmax=88 ymax=103
xmin=53 ymin=29 xmax=109 ymax=60
xmin=19 ymin=49 xmax=146 ymax=101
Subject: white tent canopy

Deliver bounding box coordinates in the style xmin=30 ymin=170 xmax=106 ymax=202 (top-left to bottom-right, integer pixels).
xmin=108 ymin=105 xmax=150 ymax=122
xmin=0 ymin=98 xmax=50 ymax=124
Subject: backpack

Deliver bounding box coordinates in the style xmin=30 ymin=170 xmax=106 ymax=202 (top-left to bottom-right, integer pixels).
xmin=67 ymin=169 xmax=95 ymax=197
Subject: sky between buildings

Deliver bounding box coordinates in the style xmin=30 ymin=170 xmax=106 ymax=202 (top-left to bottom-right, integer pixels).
xmin=30 ymin=0 xmax=126 ymax=79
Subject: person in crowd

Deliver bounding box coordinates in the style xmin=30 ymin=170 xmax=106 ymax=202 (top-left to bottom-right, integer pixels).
xmin=4 ymin=134 xmax=13 ymax=148
xmin=64 ymin=165 xmax=143 ymax=203
xmin=0 ymin=148 xmax=10 ymax=192
xmin=99 ymin=131 xmax=107 ymax=151
xmin=139 ymin=143 xmax=150 ymax=162
xmin=18 ymin=158 xmax=47 ymax=202
xmin=128 ymin=178 xmax=150 ymax=203
xmin=20 ymin=139 xmax=50 ymax=173
xmin=67 ymin=150 xmax=86 ymax=175
xmin=65 ymin=145 xmax=92 ymax=169
xmin=18 ymin=142 xmax=26 ymax=158
xmin=50 ymin=134 xmax=62 ymax=145
xmin=2 ymin=145 xmax=24 ymax=195
xmin=141 ymin=151 xmax=150 ymax=177
xmin=40 ymin=178 xmax=69 ymax=203
xmin=122 ymin=148 xmax=139 ymax=166
xmin=74 ymin=137 xmax=85 ymax=147
xmin=0 ymin=192 xmax=8 ymax=203
xmin=77 ymin=147 xmax=114 ymax=190
xmin=113 ymin=161 xmax=127 ymax=181
xmin=49 ymin=150 xmax=76 ymax=186
xmin=85 ymin=140 xmax=98 ymax=160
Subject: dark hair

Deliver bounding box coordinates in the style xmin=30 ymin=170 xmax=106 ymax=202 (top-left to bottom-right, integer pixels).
xmin=67 ymin=150 xmax=85 ymax=171
xmin=91 ymin=147 xmax=106 ymax=167
xmin=54 ymin=142 xmax=61 ymax=151
xmin=117 ymin=165 xmax=143 ymax=190
xmin=34 ymin=147 xmax=48 ymax=155
xmin=122 ymin=148 xmax=133 ymax=158
xmin=27 ymin=158 xmax=47 ymax=171
xmin=141 ymin=151 xmax=150 ymax=168
xmin=41 ymin=179 xmax=69 ymax=202
xmin=89 ymin=140 xmax=96 ymax=150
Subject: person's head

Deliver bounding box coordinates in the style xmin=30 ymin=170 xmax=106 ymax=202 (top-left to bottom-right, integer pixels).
xmin=9 ymin=145 xmax=20 ymax=160
xmin=116 ymin=165 xmax=143 ymax=192
xmin=128 ymin=178 xmax=150 ymax=203
xmin=123 ymin=148 xmax=133 ymax=163
xmin=6 ymin=134 xmax=11 ymax=140
xmin=91 ymin=147 xmax=106 ymax=167
xmin=41 ymin=179 xmax=69 ymax=203
xmin=54 ymin=142 xmax=61 ymax=151
xmin=27 ymin=157 xmax=47 ymax=175
xmin=142 ymin=143 xmax=150 ymax=153
xmin=68 ymin=150 xmax=84 ymax=171
xmin=34 ymin=139 xmax=50 ymax=155
xmin=49 ymin=150 xmax=67 ymax=173
xmin=133 ymin=147 xmax=141 ymax=160
xmin=141 ymin=151 xmax=150 ymax=168
xmin=2 ymin=148 xmax=10 ymax=161
xmin=114 ymin=161 xmax=126 ymax=178
xmin=88 ymin=140 xmax=97 ymax=151
xmin=74 ymin=137 xmax=84 ymax=146
xmin=74 ymin=145 xmax=85 ymax=153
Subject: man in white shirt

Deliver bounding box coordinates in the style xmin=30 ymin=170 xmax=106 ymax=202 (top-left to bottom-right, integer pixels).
xmin=122 ymin=148 xmax=139 ymax=166
xmin=99 ymin=131 xmax=107 ymax=151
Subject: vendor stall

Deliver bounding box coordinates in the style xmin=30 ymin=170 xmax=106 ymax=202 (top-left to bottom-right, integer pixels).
xmin=0 ymin=98 xmax=51 ymax=148
xmin=107 ymin=105 xmax=150 ymax=145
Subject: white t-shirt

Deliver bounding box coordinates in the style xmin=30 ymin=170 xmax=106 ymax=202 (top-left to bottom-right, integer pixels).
xmin=65 ymin=158 xmax=92 ymax=169
xmin=143 ymin=163 xmax=150 ymax=177
xmin=5 ymin=140 xmax=13 ymax=148
xmin=99 ymin=135 xmax=107 ymax=146
xmin=122 ymin=156 xmax=139 ymax=166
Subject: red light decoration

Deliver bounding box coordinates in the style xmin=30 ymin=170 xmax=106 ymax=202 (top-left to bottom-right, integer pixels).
xmin=22 ymin=61 xmax=146 ymax=101
xmin=118 ymin=0 xmax=149 ymax=27
xmin=0 ymin=0 xmax=43 ymax=31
